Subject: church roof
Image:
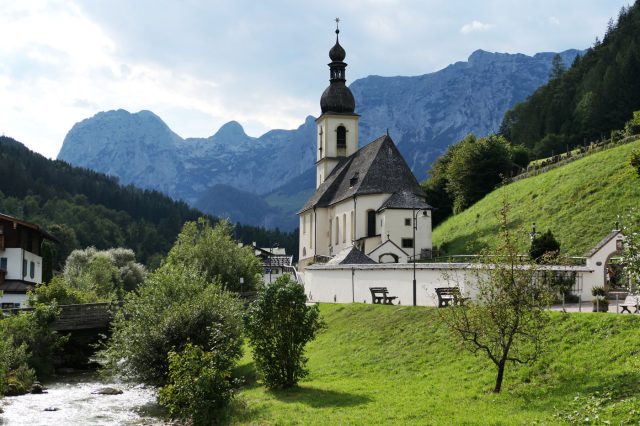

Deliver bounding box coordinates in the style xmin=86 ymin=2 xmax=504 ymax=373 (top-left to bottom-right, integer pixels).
xmin=326 ymin=246 xmax=377 ymax=265
xmin=299 ymin=135 xmax=426 ymax=213
xmin=378 ymin=190 xmax=432 ymax=211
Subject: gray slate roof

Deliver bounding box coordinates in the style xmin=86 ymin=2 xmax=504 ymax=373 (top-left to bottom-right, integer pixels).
xmin=378 ymin=190 xmax=432 ymax=211
xmin=327 ymin=246 xmax=377 ymax=265
xmin=299 ymin=135 xmax=426 ymax=213
xmin=585 ymin=229 xmax=622 ymax=258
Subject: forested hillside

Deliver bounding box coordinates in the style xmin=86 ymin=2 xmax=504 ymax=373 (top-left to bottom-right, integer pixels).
xmin=0 ymin=136 xmax=297 ymax=267
xmin=500 ymin=2 xmax=640 ymax=158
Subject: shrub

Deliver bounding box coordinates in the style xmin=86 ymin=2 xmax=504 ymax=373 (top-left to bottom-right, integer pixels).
xmin=0 ymin=305 xmax=65 ymax=378
xmin=29 ymin=275 xmax=97 ymax=306
xmin=102 ymin=266 xmax=244 ymax=385
xmin=591 ymin=286 xmax=606 ymax=297
xmin=159 ymin=343 xmax=236 ymax=424
xmin=530 ymin=229 xmax=561 ymax=262
xmin=0 ymin=337 xmax=35 ymax=396
xmin=611 ymin=129 xmax=625 ymax=142
xmin=245 ymin=275 xmax=323 ymax=388
xmin=624 ymin=110 xmax=640 ymax=137
xmin=629 ymin=149 xmax=640 ymax=177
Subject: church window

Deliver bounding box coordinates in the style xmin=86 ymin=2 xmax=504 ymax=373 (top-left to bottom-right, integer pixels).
xmin=336 ymin=125 xmax=346 ymax=155
xmin=335 ymin=217 xmax=340 ymax=245
xmin=342 ymin=214 xmax=346 ymax=243
xmin=303 ymin=215 xmax=307 ymax=234
xmin=350 ymin=211 xmax=354 ymax=241
xmin=329 ymin=219 xmax=332 ymax=245
xmin=303 ymin=247 xmax=306 ymax=257
xmin=402 ymin=238 xmax=414 ymax=249
xmin=367 ymin=210 xmax=376 ymax=237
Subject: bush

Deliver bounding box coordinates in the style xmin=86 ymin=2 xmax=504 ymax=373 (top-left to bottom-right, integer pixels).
xmin=629 ymin=149 xmax=640 ymax=177
xmin=624 ymin=111 xmax=640 ymax=137
xmin=159 ymin=343 xmax=236 ymax=424
xmin=0 ymin=305 xmax=66 ymax=379
xmin=0 ymin=337 xmax=35 ymax=396
xmin=530 ymin=229 xmax=561 ymax=262
xmin=29 ymin=275 xmax=97 ymax=306
xmin=611 ymin=129 xmax=625 ymax=142
xmin=102 ymin=266 xmax=244 ymax=385
xmin=245 ymin=275 xmax=323 ymax=388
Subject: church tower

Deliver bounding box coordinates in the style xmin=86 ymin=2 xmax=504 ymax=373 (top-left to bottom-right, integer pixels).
xmin=316 ymin=21 xmax=359 ymax=188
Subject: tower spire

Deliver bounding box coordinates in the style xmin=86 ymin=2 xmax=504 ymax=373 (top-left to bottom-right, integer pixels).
xmin=320 ymin=20 xmax=355 ymax=113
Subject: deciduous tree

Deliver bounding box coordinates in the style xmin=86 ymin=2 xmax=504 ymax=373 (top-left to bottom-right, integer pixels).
xmin=440 ymin=201 xmax=553 ymax=393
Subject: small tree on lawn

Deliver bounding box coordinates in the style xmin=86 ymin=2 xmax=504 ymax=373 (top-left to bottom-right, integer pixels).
xmin=440 ymin=201 xmax=553 ymax=393
xmin=245 ymin=275 xmax=323 ymax=388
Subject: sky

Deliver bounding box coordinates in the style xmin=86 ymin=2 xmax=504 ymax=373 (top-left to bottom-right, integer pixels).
xmin=0 ymin=0 xmax=630 ymax=159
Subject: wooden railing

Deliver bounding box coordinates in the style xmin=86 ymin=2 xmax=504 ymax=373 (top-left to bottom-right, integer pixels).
xmin=2 ymin=302 xmax=122 ymax=331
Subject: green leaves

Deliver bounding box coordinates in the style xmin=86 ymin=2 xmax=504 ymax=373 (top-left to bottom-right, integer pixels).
xmin=163 ymin=218 xmax=262 ymax=293
xmin=245 ymin=275 xmax=324 ymax=388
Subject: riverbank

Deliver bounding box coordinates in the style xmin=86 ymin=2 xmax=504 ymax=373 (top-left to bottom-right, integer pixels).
xmin=0 ymin=371 xmax=165 ymax=425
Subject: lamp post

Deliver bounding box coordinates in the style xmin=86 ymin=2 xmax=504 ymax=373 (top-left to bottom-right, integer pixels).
xmin=529 ymin=222 xmax=538 ymax=242
xmin=412 ymin=208 xmax=428 ymax=306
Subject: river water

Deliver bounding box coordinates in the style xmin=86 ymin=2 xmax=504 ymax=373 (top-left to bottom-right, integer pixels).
xmin=0 ymin=372 xmax=168 ymax=425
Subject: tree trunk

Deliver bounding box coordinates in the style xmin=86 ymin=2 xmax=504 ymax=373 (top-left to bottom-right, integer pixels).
xmin=493 ymin=360 xmax=505 ymax=393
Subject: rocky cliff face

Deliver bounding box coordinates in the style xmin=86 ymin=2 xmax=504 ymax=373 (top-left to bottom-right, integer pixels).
xmin=58 ymin=49 xmax=581 ymax=228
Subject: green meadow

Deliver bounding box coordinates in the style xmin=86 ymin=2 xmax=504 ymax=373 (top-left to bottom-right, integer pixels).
xmin=433 ymin=138 xmax=640 ymax=256
xmin=230 ymin=304 xmax=640 ymax=425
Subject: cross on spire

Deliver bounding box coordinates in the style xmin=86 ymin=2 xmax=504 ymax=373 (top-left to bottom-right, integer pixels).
xmin=335 ymin=17 xmax=340 ymax=34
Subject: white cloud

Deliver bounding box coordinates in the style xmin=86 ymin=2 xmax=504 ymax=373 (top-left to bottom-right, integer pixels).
xmin=548 ymin=16 xmax=561 ymax=25
xmin=460 ymin=20 xmax=493 ymax=34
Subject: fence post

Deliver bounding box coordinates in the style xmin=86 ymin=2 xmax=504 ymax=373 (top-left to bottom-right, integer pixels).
xmin=579 ymin=294 xmax=582 ymax=312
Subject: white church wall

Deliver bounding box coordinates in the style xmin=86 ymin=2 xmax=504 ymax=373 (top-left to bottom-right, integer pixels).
xmin=317 ymin=116 xmax=359 ymax=159
xmin=354 ymin=194 xmax=390 ymax=239
xmin=380 ymin=209 xmax=432 ymax=257
xmin=305 ymin=263 xmax=479 ymax=306
xmin=304 ymin=263 xmax=594 ymax=307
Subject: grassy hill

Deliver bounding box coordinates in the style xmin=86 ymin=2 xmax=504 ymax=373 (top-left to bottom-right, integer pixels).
xmin=230 ymin=304 xmax=640 ymax=424
xmin=432 ymin=138 xmax=640 ymax=256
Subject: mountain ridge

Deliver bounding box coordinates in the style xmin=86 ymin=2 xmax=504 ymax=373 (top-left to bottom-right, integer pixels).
xmin=58 ymin=48 xmax=582 ymax=229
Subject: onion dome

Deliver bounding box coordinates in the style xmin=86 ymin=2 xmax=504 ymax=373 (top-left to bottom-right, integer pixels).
xmin=320 ymin=25 xmax=356 ymax=114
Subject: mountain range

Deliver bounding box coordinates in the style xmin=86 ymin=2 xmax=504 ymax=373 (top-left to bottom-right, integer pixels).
xmin=58 ymin=48 xmax=581 ymax=230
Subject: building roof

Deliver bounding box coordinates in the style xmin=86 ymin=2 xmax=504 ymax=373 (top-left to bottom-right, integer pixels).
xmin=300 ymin=135 xmax=426 ymax=213
xmin=585 ymin=229 xmax=623 ymax=258
xmin=378 ymin=190 xmax=432 ymax=211
xmin=326 ymin=246 xmax=377 ymax=265
xmin=0 ymin=212 xmax=59 ymax=242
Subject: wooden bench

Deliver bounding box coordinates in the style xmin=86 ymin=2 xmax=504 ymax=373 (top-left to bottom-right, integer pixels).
xmin=369 ymin=287 xmax=397 ymax=305
xmin=435 ymin=287 xmax=464 ymax=308
xmin=620 ymin=295 xmax=640 ymax=314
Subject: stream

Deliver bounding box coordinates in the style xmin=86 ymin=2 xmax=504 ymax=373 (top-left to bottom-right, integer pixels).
xmin=0 ymin=372 xmax=167 ymax=425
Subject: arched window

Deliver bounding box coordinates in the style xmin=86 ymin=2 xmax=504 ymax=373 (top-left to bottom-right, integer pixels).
xmin=335 ymin=216 xmax=340 ymax=245
xmin=302 ymin=247 xmax=306 ymax=257
xmin=367 ymin=210 xmax=376 ymax=237
xmin=350 ymin=211 xmax=354 ymax=241
xmin=336 ymin=125 xmax=346 ymax=154
xmin=342 ymin=213 xmax=346 ymax=243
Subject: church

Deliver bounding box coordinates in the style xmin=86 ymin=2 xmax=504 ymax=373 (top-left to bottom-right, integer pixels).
xmin=298 ymin=26 xmax=432 ymax=269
